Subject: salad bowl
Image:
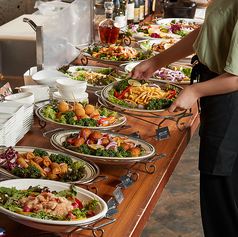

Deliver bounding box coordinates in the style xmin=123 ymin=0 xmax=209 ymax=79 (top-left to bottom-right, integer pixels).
xmin=0 ymin=179 xmax=108 ymax=232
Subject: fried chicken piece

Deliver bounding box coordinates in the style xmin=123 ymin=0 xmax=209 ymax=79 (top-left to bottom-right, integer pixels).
xmin=128 ymin=147 xmax=141 ymax=157
xmin=90 ymin=131 xmax=103 ymax=142
xmin=80 ymin=128 xmax=93 ymax=139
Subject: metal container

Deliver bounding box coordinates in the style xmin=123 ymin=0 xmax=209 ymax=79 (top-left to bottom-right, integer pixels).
xmin=163 ymin=0 xmax=197 ymax=19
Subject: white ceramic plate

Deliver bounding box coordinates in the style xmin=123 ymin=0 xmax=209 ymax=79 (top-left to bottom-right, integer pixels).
xmin=50 ymin=129 xmax=156 ymax=164
xmin=0 ymin=146 xmax=99 ymax=184
xmin=101 ymin=80 xmax=183 ymax=112
xmin=35 ymin=104 xmax=127 ymax=131
xmin=155 ymin=18 xmax=204 ymax=27
xmin=0 ymin=179 xmax=107 ymax=232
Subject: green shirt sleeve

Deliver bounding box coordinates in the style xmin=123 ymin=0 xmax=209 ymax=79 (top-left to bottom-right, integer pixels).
xmin=193 ymin=0 xmax=238 ymax=75
xmin=224 ymin=20 xmax=238 ymax=76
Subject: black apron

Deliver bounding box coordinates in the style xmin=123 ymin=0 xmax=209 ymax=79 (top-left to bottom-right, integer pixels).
xmin=191 ymin=55 xmax=238 ymax=176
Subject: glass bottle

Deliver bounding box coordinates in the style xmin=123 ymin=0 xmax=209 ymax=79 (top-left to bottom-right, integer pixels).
xmin=127 ymin=0 xmax=135 ymax=25
xmin=113 ymin=0 xmax=127 ymax=44
xmin=134 ymin=0 xmax=140 ymax=24
xmin=144 ymin=0 xmax=150 ymax=17
xmin=99 ymin=1 xmax=120 ymax=44
xmin=113 ymin=0 xmax=126 ymax=28
xmin=139 ymin=0 xmax=145 ymax=22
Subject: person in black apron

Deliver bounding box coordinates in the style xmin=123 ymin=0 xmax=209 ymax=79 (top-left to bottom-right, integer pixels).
xmin=190 ymin=55 xmax=238 ymax=236
xmin=127 ymin=0 xmax=238 ymax=235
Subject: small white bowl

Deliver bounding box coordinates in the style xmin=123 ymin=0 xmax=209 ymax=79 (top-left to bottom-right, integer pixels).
xmin=56 ymin=78 xmax=87 ymax=89
xmin=53 ymin=91 xmax=88 ymax=103
xmin=19 ymin=85 xmax=49 ymax=94
xmin=19 ymin=85 xmax=49 ymax=101
xmin=57 ymin=84 xmax=87 ymax=98
xmin=32 ymin=69 xmax=68 ymax=88
xmin=5 ymin=92 xmax=34 ymax=104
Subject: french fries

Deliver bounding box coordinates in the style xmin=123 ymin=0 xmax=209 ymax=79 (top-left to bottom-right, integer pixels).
xmin=123 ymin=83 xmax=170 ymax=106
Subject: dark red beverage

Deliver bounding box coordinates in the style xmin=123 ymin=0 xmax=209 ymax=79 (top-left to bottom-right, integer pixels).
xmin=99 ymin=25 xmax=120 ymax=44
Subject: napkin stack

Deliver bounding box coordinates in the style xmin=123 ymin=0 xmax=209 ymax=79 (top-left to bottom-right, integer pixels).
xmin=0 ymin=101 xmax=34 ymax=146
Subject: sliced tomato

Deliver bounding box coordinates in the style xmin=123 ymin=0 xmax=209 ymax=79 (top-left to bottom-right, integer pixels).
xmin=75 ymin=197 xmax=83 ymax=208
xmin=87 ymin=210 xmax=94 ymax=217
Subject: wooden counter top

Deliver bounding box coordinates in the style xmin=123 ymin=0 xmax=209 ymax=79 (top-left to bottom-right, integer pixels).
xmin=0 ymin=98 xmax=200 ymax=236
xmin=0 ymin=17 xmax=200 ymax=235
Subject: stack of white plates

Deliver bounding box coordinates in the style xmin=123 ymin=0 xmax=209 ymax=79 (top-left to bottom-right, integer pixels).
xmin=53 ymin=91 xmax=89 ymax=103
xmin=0 ymin=101 xmax=34 ymax=146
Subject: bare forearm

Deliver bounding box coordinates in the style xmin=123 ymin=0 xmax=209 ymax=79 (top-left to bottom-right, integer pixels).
xmin=168 ymin=72 xmax=238 ymax=112
xmin=192 ymin=72 xmax=238 ymax=98
xmin=128 ymin=27 xmax=201 ymax=80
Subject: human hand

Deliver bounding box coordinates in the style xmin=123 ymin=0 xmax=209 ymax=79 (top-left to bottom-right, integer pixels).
xmin=168 ymin=85 xmax=199 ymax=113
xmin=126 ymin=59 xmax=156 ymax=80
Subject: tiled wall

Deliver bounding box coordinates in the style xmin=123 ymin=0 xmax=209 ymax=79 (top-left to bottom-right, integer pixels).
xmin=0 ymin=0 xmax=103 ymax=26
xmin=0 ymin=0 xmax=37 ymax=26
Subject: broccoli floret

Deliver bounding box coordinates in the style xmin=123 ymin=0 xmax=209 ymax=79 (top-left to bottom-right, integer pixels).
xmin=117 ymin=146 xmax=128 ymax=157
xmin=33 ymin=148 xmax=49 ymax=157
xmin=61 ymin=111 xmax=76 ymax=125
xmin=146 ymin=98 xmax=173 ymax=110
xmin=76 ymin=67 xmax=88 ymax=72
xmin=118 ymin=146 xmax=126 ymax=153
xmin=101 ymin=149 xmax=117 ymax=157
xmin=126 ymin=151 xmax=133 ymax=157
xmin=79 ymin=118 xmax=97 ymax=127
xmin=115 ymin=78 xmax=130 ymax=92
xmin=12 ymin=165 xmax=41 ymax=178
xmin=49 ymin=154 xmax=73 ymax=166
xmin=78 ymin=144 xmax=92 ymax=155
xmin=92 ymin=46 xmax=101 ymax=53
xmin=95 ymin=148 xmax=103 ymax=156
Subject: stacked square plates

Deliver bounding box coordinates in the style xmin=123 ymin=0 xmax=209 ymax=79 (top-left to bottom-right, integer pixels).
xmin=0 ymin=101 xmax=34 ymax=146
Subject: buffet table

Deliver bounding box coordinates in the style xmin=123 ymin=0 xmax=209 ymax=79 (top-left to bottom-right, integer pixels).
xmin=0 ymin=9 xmax=205 ymax=235
xmin=0 ymin=93 xmax=200 ymax=236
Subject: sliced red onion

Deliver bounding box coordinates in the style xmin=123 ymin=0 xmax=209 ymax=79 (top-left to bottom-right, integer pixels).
xmin=105 ymin=142 xmax=118 ymax=150
xmin=83 ymin=131 xmax=87 ymax=140
xmin=97 ymin=138 xmax=103 ymax=145
xmin=137 ymin=104 xmax=145 ymax=109
xmin=0 ymin=159 xmax=7 ymax=168
xmin=147 ymin=84 xmax=161 ymax=89
xmin=112 ymin=119 xmax=118 ymax=125
xmin=157 ymin=73 xmax=167 ymax=77
xmin=125 ymin=100 xmax=135 ymax=107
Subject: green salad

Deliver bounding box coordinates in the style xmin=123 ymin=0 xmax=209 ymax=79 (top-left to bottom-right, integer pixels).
xmin=0 ymin=184 xmax=99 ymax=221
